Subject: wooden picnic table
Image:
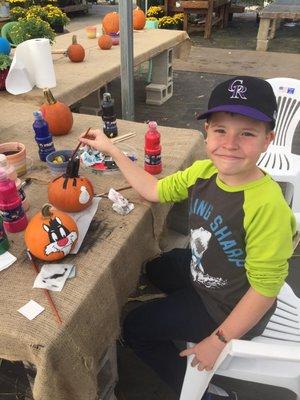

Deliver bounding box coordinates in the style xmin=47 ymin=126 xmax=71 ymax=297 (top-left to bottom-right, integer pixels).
xmin=0 ymin=112 xmax=204 ymax=400
xmin=256 ymin=0 xmax=300 ymax=51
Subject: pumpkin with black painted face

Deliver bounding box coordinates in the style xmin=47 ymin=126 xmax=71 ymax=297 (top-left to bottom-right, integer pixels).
xmin=48 ymin=158 xmax=94 ymax=212
xmin=25 ymin=203 xmax=78 ymax=261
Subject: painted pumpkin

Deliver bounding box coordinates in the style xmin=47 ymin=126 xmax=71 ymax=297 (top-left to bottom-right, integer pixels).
xmin=40 ymin=89 xmax=73 ymax=136
xmin=48 ymin=157 xmax=94 ymax=212
xmin=67 ymin=35 xmax=85 ymax=62
xmin=102 ymin=11 xmax=119 ymax=34
xmin=98 ymin=34 xmax=112 ymax=50
xmin=133 ymin=7 xmax=146 ymax=30
xmin=25 ymin=203 xmax=78 ymax=261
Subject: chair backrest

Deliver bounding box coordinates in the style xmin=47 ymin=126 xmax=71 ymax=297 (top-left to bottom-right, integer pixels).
xmin=267 ymin=77 xmax=300 ymax=150
xmin=259 ymin=282 xmax=300 ymax=343
xmin=257 ymin=77 xmax=300 ymax=171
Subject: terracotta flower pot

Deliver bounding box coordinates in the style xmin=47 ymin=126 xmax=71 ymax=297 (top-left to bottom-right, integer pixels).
xmin=0 ymin=142 xmax=27 ymax=177
xmin=0 ymin=68 xmax=9 ymax=91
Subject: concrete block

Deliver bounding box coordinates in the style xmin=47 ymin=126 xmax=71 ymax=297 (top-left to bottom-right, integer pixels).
xmin=151 ymin=49 xmax=173 ymax=86
xmin=166 ymin=81 xmax=174 ymax=99
xmin=146 ymin=83 xmax=168 ymax=105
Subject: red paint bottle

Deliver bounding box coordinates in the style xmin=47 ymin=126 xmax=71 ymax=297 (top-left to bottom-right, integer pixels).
xmin=144 ymin=121 xmax=162 ymax=175
xmin=0 ymin=167 xmax=28 ymax=233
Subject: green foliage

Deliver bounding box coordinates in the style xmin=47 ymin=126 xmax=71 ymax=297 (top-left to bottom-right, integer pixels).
xmin=9 ymin=17 xmax=56 ymax=45
xmin=0 ymin=54 xmax=12 ymax=71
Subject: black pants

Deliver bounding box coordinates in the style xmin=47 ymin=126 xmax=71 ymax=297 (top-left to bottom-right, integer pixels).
xmin=123 ymin=248 xmax=218 ymax=396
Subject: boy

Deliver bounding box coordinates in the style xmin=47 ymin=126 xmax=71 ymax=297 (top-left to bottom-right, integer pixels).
xmin=80 ymin=76 xmax=296 ymax=399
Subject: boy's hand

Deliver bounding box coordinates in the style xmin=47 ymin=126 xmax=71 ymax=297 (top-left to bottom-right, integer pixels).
xmin=179 ymin=334 xmax=226 ymax=371
xmin=79 ymin=129 xmax=115 ymax=155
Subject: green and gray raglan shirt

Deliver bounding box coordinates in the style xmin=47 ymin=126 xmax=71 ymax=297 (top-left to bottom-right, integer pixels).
xmin=158 ymin=159 xmax=296 ymax=338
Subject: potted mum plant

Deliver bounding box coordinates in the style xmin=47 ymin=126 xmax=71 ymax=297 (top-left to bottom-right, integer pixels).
xmin=9 ymin=17 xmax=55 ymax=45
xmin=44 ymin=4 xmax=69 ymax=33
xmin=158 ymin=15 xmax=177 ymax=29
xmin=0 ymin=54 xmax=12 ymax=91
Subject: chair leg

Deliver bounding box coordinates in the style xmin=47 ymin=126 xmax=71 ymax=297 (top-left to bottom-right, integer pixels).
xmin=183 ymin=11 xmax=188 ymax=33
xmin=204 ymin=12 xmax=212 ymax=38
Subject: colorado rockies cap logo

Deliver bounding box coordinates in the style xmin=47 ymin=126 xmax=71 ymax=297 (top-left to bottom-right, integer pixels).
xmin=228 ymin=79 xmax=247 ymax=99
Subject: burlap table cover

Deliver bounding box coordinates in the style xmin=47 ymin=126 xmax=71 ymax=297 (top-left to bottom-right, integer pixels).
xmin=1 ymin=28 xmax=190 ymax=107
xmin=0 ymin=112 xmax=204 ymax=400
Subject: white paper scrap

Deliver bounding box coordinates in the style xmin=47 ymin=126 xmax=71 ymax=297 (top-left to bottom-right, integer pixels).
xmin=33 ymin=264 xmax=74 ymax=292
xmin=0 ymin=252 xmax=17 ymax=272
xmin=69 ymin=197 xmax=101 ymax=254
xmin=18 ymin=300 xmax=45 ymax=321
xmin=108 ymin=188 xmax=134 ymax=215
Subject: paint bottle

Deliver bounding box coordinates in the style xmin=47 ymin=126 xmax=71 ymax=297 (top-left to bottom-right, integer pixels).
xmin=0 ymin=214 xmax=9 ymax=255
xmin=0 ymin=167 xmax=28 ymax=233
xmin=101 ymin=92 xmax=118 ymax=138
xmin=0 ymin=154 xmax=29 ymax=211
xmin=144 ymin=121 xmax=162 ymax=175
xmin=33 ymin=111 xmax=56 ymax=162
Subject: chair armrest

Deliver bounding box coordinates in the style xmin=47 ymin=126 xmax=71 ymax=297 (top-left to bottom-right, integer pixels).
xmin=219 ymin=339 xmax=300 ymax=363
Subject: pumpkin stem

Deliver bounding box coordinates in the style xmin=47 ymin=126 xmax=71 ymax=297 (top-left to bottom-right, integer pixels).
xmin=43 ymin=88 xmax=57 ymax=105
xmin=42 ymin=203 xmax=53 ymax=218
xmin=72 ymin=35 xmax=78 ymax=45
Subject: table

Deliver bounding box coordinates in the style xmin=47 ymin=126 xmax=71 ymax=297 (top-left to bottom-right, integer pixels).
xmin=164 ymin=0 xmax=231 ymax=38
xmin=1 ymin=28 xmax=190 ymax=107
xmin=0 ymin=113 xmax=204 ymax=400
xmin=256 ymin=0 xmax=300 ymax=51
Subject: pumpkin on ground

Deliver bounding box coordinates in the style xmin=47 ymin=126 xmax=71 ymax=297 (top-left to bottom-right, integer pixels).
xmin=98 ymin=34 xmax=112 ymax=50
xmin=133 ymin=7 xmax=146 ymax=30
xmin=48 ymin=157 xmax=94 ymax=212
xmin=25 ymin=203 xmax=78 ymax=261
xmin=40 ymin=89 xmax=73 ymax=136
xmin=102 ymin=11 xmax=119 ymax=34
xmin=67 ymin=35 xmax=85 ymax=62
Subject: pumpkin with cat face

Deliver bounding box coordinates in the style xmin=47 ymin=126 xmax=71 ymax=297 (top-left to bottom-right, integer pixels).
xmin=25 ymin=204 xmax=78 ymax=261
xmin=48 ymin=157 xmax=94 ymax=212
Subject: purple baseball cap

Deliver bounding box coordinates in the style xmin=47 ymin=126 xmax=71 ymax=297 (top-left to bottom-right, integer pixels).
xmin=196 ymin=76 xmax=277 ymax=129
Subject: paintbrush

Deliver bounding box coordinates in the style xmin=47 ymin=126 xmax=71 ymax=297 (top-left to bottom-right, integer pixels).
xmin=26 ymin=250 xmax=62 ymax=326
xmin=71 ymin=127 xmax=91 ymax=161
xmin=94 ymin=185 xmax=132 ymax=198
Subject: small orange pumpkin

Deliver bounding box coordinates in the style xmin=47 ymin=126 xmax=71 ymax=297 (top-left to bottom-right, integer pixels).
xmin=98 ymin=34 xmax=113 ymax=50
xmin=67 ymin=35 xmax=85 ymax=62
xmin=102 ymin=11 xmax=119 ymax=34
xmin=25 ymin=203 xmax=78 ymax=261
xmin=48 ymin=157 xmax=94 ymax=212
xmin=133 ymin=7 xmax=146 ymax=30
xmin=40 ymin=89 xmax=73 ymax=136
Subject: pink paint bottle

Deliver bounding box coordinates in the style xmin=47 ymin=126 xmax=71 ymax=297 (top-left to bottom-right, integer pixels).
xmin=0 ymin=167 xmax=28 ymax=233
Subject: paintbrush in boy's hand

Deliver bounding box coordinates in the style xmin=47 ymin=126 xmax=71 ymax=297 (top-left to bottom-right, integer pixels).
xmin=71 ymin=127 xmax=91 ymax=161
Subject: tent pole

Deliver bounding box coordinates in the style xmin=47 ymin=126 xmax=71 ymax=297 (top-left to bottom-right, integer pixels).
xmin=119 ymin=1 xmax=135 ymax=121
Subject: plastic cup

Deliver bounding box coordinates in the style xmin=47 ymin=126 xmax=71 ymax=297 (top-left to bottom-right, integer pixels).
xmin=86 ymin=26 xmax=97 ymax=39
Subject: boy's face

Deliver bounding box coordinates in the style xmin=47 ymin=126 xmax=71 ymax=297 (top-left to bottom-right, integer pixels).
xmin=205 ymin=112 xmax=275 ymax=186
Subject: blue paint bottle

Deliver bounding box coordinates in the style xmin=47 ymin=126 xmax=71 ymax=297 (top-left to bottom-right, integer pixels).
xmin=33 ymin=111 xmax=55 ymax=162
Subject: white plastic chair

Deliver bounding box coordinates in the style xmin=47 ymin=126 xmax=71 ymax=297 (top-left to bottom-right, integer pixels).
xmin=180 ymin=282 xmax=300 ymax=400
xmin=257 ymin=77 xmax=300 ymax=231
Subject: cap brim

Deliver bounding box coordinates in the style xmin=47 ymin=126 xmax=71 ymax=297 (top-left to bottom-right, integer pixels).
xmin=196 ymin=105 xmax=273 ymax=123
